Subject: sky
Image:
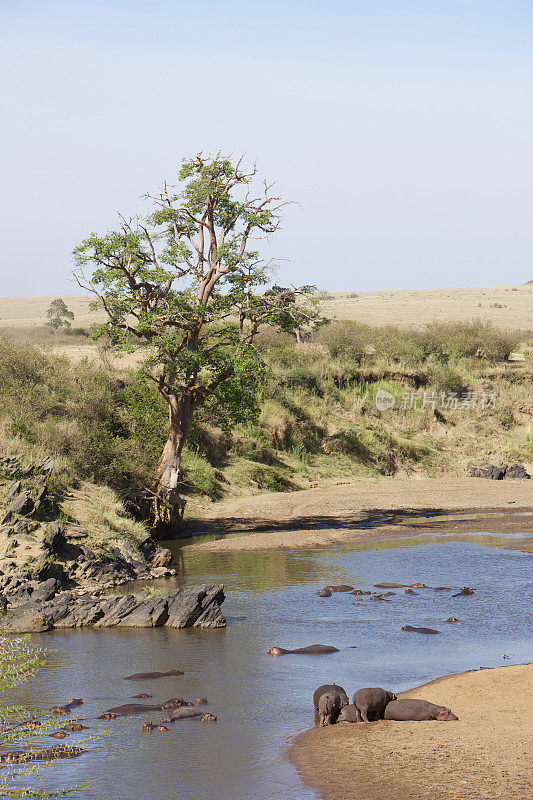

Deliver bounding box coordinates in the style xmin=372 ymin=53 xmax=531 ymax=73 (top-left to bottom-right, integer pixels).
xmin=1 ymin=0 xmax=532 ymax=295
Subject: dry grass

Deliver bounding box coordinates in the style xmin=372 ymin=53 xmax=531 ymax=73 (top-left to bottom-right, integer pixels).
xmin=321 ymin=285 xmax=533 ymax=330
xmin=62 ymin=482 xmax=148 ymax=549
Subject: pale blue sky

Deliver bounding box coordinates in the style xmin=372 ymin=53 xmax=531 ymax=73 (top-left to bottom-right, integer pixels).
xmin=1 ymin=0 xmax=532 ymax=294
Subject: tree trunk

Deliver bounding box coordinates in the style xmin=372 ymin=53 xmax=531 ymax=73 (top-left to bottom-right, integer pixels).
xmin=151 ymin=393 xmax=193 ymax=539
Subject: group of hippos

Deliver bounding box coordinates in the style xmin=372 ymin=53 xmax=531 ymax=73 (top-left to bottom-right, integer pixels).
xmin=313 ymin=684 xmax=458 ymax=726
xmin=0 ymin=670 xmax=216 ymax=763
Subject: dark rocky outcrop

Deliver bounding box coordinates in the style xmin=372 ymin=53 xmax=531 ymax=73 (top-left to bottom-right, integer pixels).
xmin=469 ymin=463 xmax=530 ymax=480
xmin=0 ymin=584 xmax=225 ymax=633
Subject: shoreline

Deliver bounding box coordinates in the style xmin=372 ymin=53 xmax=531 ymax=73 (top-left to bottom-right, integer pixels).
xmin=289 ymin=662 xmax=533 ymax=800
xmin=182 ymin=477 xmax=532 ymax=552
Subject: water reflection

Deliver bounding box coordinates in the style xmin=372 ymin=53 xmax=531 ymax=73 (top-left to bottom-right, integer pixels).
xmin=8 ymin=536 xmax=533 ymax=800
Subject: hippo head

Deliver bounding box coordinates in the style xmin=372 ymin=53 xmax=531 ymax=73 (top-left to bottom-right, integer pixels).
xmin=267 ymin=647 xmax=282 ymax=656
xmin=170 ymin=669 xmax=184 ymax=675
xmin=387 ymin=691 xmax=397 ymax=702
xmin=436 ymin=706 xmax=458 ymax=721
xmin=161 ymin=698 xmax=183 ymax=709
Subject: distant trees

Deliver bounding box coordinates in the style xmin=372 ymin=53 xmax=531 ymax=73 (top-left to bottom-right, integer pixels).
xmin=74 ymin=153 xmax=320 ymax=537
xmin=46 ymin=298 xmax=74 ymax=332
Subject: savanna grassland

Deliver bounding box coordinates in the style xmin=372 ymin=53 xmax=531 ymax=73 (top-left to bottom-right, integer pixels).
xmin=0 ymin=288 xmax=531 ymax=529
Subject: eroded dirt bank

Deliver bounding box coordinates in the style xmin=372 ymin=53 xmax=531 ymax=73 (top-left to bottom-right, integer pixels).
xmin=290 ymin=663 xmax=533 ymax=800
xmin=183 ymin=477 xmax=533 ymax=552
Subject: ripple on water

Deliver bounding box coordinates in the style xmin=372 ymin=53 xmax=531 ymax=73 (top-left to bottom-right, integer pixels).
xmin=11 ymin=535 xmax=533 ymax=800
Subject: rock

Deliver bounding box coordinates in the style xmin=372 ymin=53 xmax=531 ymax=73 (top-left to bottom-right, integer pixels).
xmin=139 ymin=535 xmax=156 ymax=558
xmin=166 ymin=585 xmax=226 ymax=629
xmin=42 ymin=523 xmax=67 ymax=553
xmin=117 ymin=598 xmax=169 ymax=628
xmin=470 ymin=463 xmax=530 ymax=480
xmin=7 ymin=491 xmax=35 ymax=516
xmin=150 ymin=567 xmax=174 ymax=578
xmin=31 ymin=555 xmax=66 ymax=583
xmin=151 ymin=547 xmax=174 ymax=568
xmin=111 ymin=538 xmax=146 ymax=565
xmin=5 ymin=481 xmax=21 ymax=501
xmin=31 ymin=578 xmax=59 ymax=603
xmin=0 ymin=584 xmax=225 ymax=631
xmin=504 ymin=463 xmax=531 ymax=480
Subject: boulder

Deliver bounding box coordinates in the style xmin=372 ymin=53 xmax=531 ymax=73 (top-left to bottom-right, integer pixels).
xmin=31 ymin=578 xmax=59 ymax=603
xmin=42 ymin=523 xmax=67 ymax=553
xmin=166 ymin=585 xmax=226 ymax=629
xmin=151 ymin=547 xmax=174 ymax=568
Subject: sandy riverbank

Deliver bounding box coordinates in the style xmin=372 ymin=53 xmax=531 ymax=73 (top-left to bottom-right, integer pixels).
xmin=290 ymin=663 xmax=533 ymax=800
xmin=182 ymin=477 xmax=533 ymax=552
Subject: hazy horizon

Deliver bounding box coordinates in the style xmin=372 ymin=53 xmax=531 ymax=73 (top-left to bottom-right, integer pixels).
xmin=1 ymin=1 xmax=532 ymax=295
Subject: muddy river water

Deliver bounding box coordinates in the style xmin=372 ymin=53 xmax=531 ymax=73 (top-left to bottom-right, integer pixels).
xmin=11 ymin=532 xmax=533 ymax=799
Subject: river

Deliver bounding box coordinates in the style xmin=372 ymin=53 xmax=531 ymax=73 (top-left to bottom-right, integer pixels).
xmin=10 ymin=531 xmax=533 ymax=800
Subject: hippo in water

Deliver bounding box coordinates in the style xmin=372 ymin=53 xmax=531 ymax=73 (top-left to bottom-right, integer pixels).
xmin=317 ymin=692 xmax=342 ymax=726
xmin=105 ymin=698 xmax=183 ymax=716
xmin=313 ymin=684 xmax=349 ymax=712
xmin=404 ymin=588 xmax=417 ymax=595
xmin=384 ymin=699 xmax=458 ymax=721
xmin=353 ymin=688 xmax=397 ymax=722
xmin=351 ymin=589 xmax=372 ymax=596
xmin=445 ymin=617 xmax=458 ymax=623
xmin=161 ymin=707 xmax=204 ymax=722
xmin=401 ymin=625 xmax=439 ymax=634
xmin=324 ymin=585 xmax=355 ymax=593
xmin=337 ymin=704 xmax=362 ymax=723
xmin=49 ymin=699 xmax=84 ymax=715
xmin=124 ymin=670 xmax=184 ymax=680
xmin=316 ymin=589 xmax=332 ymax=597
xmin=374 ymin=583 xmax=406 ymax=589
xmin=452 ymin=587 xmax=475 ymax=597
xmin=267 ymin=645 xmax=339 ymax=656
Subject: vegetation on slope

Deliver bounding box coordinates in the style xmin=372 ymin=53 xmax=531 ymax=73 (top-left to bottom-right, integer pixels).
xmin=0 ymin=320 xmax=531 ymax=522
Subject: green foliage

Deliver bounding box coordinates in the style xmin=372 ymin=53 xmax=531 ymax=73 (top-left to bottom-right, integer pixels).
xmin=46 ymin=299 xmax=74 ymax=333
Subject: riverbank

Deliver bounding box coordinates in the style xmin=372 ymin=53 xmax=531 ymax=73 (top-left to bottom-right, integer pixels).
xmin=182 ymin=477 xmax=533 ymax=552
xmin=290 ymin=662 xmax=533 ymax=800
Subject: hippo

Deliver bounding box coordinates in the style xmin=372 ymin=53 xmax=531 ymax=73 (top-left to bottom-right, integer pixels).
xmin=405 ymin=588 xmax=417 ymax=595
xmin=401 ymin=625 xmax=439 ymax=634
xmin=199 ymin=713 xmax=217 ymax=722
xmin=161 ymin=707 xmax=204 ymax=722
xmin=313 ymin=684 xmax=349 ymax=712
xmin=49 ymin=731 xmax=68 ymax=739
xmin=433 ymin=587 xmax=451 ymax=591
xmin=374 ymin=583 xmax=406 ymax=588
xmin=105 ymin=698 xmax=183 ymax=716
xmin=369 ymin=595 xmax=391 ymax=602
xmin=63 ymin=724 xmax=87 ymax=732
xmin=267 ymin=645 xmax=340 ymax=656
xmin=337 ymin=704 xmax=362 ymax=723
xmin=410 ymin=583 xmax=427 ymax=589
xmin=124 ymin=670 xmax=184 ymax=680
xmin=353 ymin=688 xmax=397 ymax=722
xmin=384 ymin=699 xmax=458 ymax=721
xmin=0 ymin=745 xmax=85 ymax=763
xmin=195 ymin=697 xmax=208 ymax=705
xmin=324 ymin=585 xmax=355 ymax=593
xmin=142 ymin=722 xmax=156 ymax=731
xmin=98 ymin=713 xmax=117 ymax=720
xmin=49 ymin=699 xmax=84 ymax=715
xmin=445 ymin=617 xmax=458 ymax=623
xmin=316 ymin=589 xmax=332 ymax=597
xmin=317 ymin=692 xmax=342 ymax=726
xmin=351 ymin=590 xmax=372 ymax=595
xmin=132 ymin=693 xmax=153 ymax=699
xmin=452 ymin=587 xmax=475 ymax=597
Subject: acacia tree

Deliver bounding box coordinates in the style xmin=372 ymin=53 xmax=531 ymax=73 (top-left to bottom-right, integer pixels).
xmin=74 ymin=153 xmax=319 ymax=538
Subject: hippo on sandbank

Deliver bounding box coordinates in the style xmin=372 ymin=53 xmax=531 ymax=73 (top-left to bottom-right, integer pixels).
xmin=313 ymin=684 xmax=349 ymax=712
xmin=267 ymin=645 xmax=340 ymax=656
xmin=317 ymin=692 xmax=342 ymax=726
xmin=353 ymin=688 xmax=397 ymax=722
xmin=337 ymin=703 xmax=362 ymax=723
xmin=384 ymin=699 xmax=458 ymax=721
